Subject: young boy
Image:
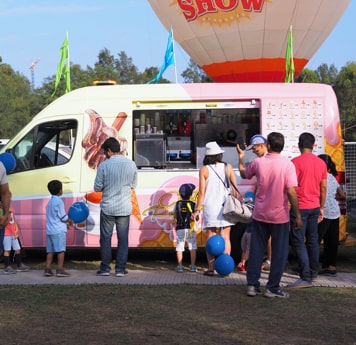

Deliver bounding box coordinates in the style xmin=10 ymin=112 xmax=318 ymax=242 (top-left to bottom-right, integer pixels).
xmin=1 ymin=199 xmax=30 ymax=273
xmin=172 ymin=183 xmax=197 ymax=273
xmin=45 ymin=180 xmax=73 ymax=277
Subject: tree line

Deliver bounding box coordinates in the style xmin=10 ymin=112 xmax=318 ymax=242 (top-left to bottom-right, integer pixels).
xmin=0 ymin=49 xmax=355 ymax=141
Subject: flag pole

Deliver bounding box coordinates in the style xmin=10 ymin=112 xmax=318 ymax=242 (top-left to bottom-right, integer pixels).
xmin=65 ymin=32 xmax=71 ymax=93
xmin=290 ymin=25 xmax=294 ymax=83
xmin=171 ymin=27 xmax=178 ymax=83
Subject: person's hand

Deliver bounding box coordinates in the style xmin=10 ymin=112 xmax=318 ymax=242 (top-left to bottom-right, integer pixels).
xmin=292 ymin=214 xmax=302 ymax=230
xmin=191 ymin=211 xmax=199 ymax=221
xmin=236 ymin=143 xmax=245 ymax=156
xmin=318 ymin=208 xmax=324 ymax=223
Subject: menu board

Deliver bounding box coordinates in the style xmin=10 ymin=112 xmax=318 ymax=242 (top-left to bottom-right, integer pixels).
xmin=262 ymin=98 xmax=324 ymax=159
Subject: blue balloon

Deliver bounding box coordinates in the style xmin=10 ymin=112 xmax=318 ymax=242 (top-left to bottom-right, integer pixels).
xmin=215 ymin=254 xmax=235 ymax=276
xmin=206 ymin=235 xmax=225 ymax=257
xmin=244 ymin=191 xmax=255 ymax=201
xmin=68 ymin=202 xmax=89 ymax=223
xmin=0 ymin=152 xmax=16 ymax=174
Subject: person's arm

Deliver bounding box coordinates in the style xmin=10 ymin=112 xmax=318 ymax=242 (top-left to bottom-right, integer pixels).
xmin=319 ymin=179 xmax=327 ymax=222
xmin=336 ymin=186 xmax=346 ymax=201
xmin=94 ymin=166 xmax=104 ymax=192
xmin=0 ymin=182 xmax=11 ymax=228
xmin=236 ymin=144 xmax=247 ymax=179
xmin=228 ymin=163 xmax=239 ymax=198
xmin=287 ymin=186 xmax=302 ymax=229
xmin=192 ymin=167 xmax=207 ymax=221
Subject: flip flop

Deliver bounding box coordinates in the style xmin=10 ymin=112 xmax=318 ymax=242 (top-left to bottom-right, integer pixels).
xmin=203 ymin=270 xmax=214 ymax=276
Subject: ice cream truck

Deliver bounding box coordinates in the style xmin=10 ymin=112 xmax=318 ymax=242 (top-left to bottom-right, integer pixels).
xmin=2 ymin=82 xmax=346 ymax=249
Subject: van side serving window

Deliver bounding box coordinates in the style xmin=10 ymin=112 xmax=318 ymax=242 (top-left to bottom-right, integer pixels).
xmin=132 ymin=106 xmax=260 ymax=170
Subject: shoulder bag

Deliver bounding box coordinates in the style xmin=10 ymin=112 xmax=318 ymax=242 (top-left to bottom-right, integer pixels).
xmin=211 ymin=163 xmax=253 ymax=224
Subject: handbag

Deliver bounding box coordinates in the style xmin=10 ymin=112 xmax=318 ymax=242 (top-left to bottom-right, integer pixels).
xmin=223 ymin=193 xmax=253 ymax=224
xmin=211 ymin=163 xmax=253 ymax=224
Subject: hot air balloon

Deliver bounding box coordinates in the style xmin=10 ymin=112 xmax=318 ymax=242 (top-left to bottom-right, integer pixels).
xmin=148 ymin=0 xmax=351 ymax=82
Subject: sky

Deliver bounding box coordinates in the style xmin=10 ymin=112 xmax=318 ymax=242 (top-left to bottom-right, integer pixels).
xmin=0 ymin=0 xmax=355 ymax=88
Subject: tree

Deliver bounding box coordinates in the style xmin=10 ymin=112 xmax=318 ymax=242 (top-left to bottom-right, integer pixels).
xmin=181 ymin=58 xmax=212 ymax=83
xmin=334 ymin=62 xmax=356 ymax=141
xmin=89 ymin=48 xmax=119 ymax=82
xmin=295 ymin=68 xmax=320 ymax=83
xmin=141 ymin=67 xmax=170 ymax=84
xmin=316 ymin=63 xmax=338 ymax=85
xmin=0 ymin=63 xmax=32 ymax=137
xmin=115 ymin=51 xmax=140 ymax=84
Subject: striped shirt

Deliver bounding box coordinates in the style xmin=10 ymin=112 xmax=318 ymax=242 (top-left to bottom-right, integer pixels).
xmin=94 ymin=155 xmax=137 ymax=216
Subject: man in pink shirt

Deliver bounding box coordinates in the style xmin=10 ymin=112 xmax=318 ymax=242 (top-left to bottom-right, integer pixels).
xmin=244 ymin=132 xmax=301 ymax=298
xmin=288 ymin=132 xmax=327 ymax=288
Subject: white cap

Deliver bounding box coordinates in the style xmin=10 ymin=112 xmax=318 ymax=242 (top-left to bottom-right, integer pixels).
xmin=246 ymin=135 xmax=267 ymax=150
xmin=205 ymin=141 xmax=224 ymax=156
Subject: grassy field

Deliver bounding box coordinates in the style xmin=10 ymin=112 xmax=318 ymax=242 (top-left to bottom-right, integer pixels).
xmin=0 ymin=221 xmax=355 ymax=344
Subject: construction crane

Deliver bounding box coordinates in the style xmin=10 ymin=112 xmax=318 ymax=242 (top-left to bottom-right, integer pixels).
xmin=29 ymin=58 xmax=40 ymax=89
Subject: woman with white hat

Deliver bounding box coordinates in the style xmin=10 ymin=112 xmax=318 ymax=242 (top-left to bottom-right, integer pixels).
xmin=192 ymin=141 xmax=239 ymax=276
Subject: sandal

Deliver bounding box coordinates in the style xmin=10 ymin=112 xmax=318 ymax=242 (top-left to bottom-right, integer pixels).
xmin=203 ymin=270 xmax=214 ymax=276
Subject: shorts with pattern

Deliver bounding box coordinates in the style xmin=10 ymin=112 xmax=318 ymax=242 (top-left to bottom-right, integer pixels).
xmin=176 ymin=228 xmax=197 ymax=252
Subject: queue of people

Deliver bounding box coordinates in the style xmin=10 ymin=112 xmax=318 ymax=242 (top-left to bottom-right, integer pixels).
xmin=1 ymin=133 xmax=345 ymax=294
xmin=194 ymin=131 xmax=344 ymax=299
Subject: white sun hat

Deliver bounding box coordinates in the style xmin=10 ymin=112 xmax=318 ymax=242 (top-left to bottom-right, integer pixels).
xmin=205 ymin=141 xmax=224 ymax=156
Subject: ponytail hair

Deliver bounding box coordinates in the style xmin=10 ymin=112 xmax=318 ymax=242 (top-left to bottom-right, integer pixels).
xmin=318 ymin=154 xmax=337 ymax=176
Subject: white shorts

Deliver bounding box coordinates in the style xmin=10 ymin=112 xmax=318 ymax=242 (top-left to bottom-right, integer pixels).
xmin=176 ymin=229 xmax=197 ymax=252
xmin=3 ymin=235 xmax=21 ymax=251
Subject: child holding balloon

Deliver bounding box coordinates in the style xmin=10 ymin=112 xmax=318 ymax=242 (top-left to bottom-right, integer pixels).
xmin=44 ymin=180 xmax=73 ymax=277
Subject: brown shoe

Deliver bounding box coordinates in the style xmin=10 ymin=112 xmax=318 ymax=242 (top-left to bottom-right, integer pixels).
xmin=56 ymin=269 xmax=70 ymax=277
xmin=44 ymin=268 xmax=54 ymax=277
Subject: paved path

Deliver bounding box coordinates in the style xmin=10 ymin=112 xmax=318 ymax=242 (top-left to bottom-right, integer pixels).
xmin=1 ymin=269 xmax=356 ymax=288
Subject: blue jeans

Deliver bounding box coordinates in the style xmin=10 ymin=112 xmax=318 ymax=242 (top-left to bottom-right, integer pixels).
xmin=247 ymin=220 xmax=290 ymax=292
xmin=290 ymin=208 xmax=320 ymax=281
xmin=0 ymin=227 xmax=4 ymax=255
xmin=99 ymin=211 xmax=130 ymax=273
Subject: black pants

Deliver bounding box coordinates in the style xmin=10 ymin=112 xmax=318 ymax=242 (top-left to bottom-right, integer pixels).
xmin=318 ymin=217 xmax=339 ymax=268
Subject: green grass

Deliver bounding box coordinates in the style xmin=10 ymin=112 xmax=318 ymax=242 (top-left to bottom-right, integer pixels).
xmin=1 ymin=221 xmax=355 ymax=344
xmin=0 ymin=285 xmax=355 ymax=345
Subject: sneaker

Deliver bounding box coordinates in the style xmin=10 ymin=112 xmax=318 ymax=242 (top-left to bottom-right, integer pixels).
xmin=176 ymin=265 xmax=184 ymax=273
xmin=115 ymin=270 xmax=128 ymax=277
xmin=264 ymin=288 xmax=290 ymax=299
xmin=17 ymin=264 xmax=30 ymax=272
xmin=44 ymin=268 xmax=54 ymax=277
xmin=3 ymin=266 xmax=16 ymax=274
xmin=247 ymin=285 xmax=262 ymax=297
xmin=287 ymin=278 xmax=312 ymax=288
xmin=189 ymin=265 xmax=197 ymax=272
xmin=56 ymin=269 xmax=70 ymax=277
xmin=237 ymin=262 xmax=246 ymax=272
xmin=318 ymin=269 xmax=337 ymax=277
xmin=96 ymin=270 xmax=110 ymax=276
xmin=312 ymin=276 xmax=320 ymax=283
xmin=0 ymin=269 xmax=9 ymax=275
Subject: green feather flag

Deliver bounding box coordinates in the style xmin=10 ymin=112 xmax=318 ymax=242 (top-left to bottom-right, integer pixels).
xmin=285 ymin=26 xmax=295 ymax=83
xmin=52 ymin=35 xmax=71 ymax=96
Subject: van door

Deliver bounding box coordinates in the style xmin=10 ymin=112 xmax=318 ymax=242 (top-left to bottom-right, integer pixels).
xmin=7 ymin=119 xmax=81 ymax=247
